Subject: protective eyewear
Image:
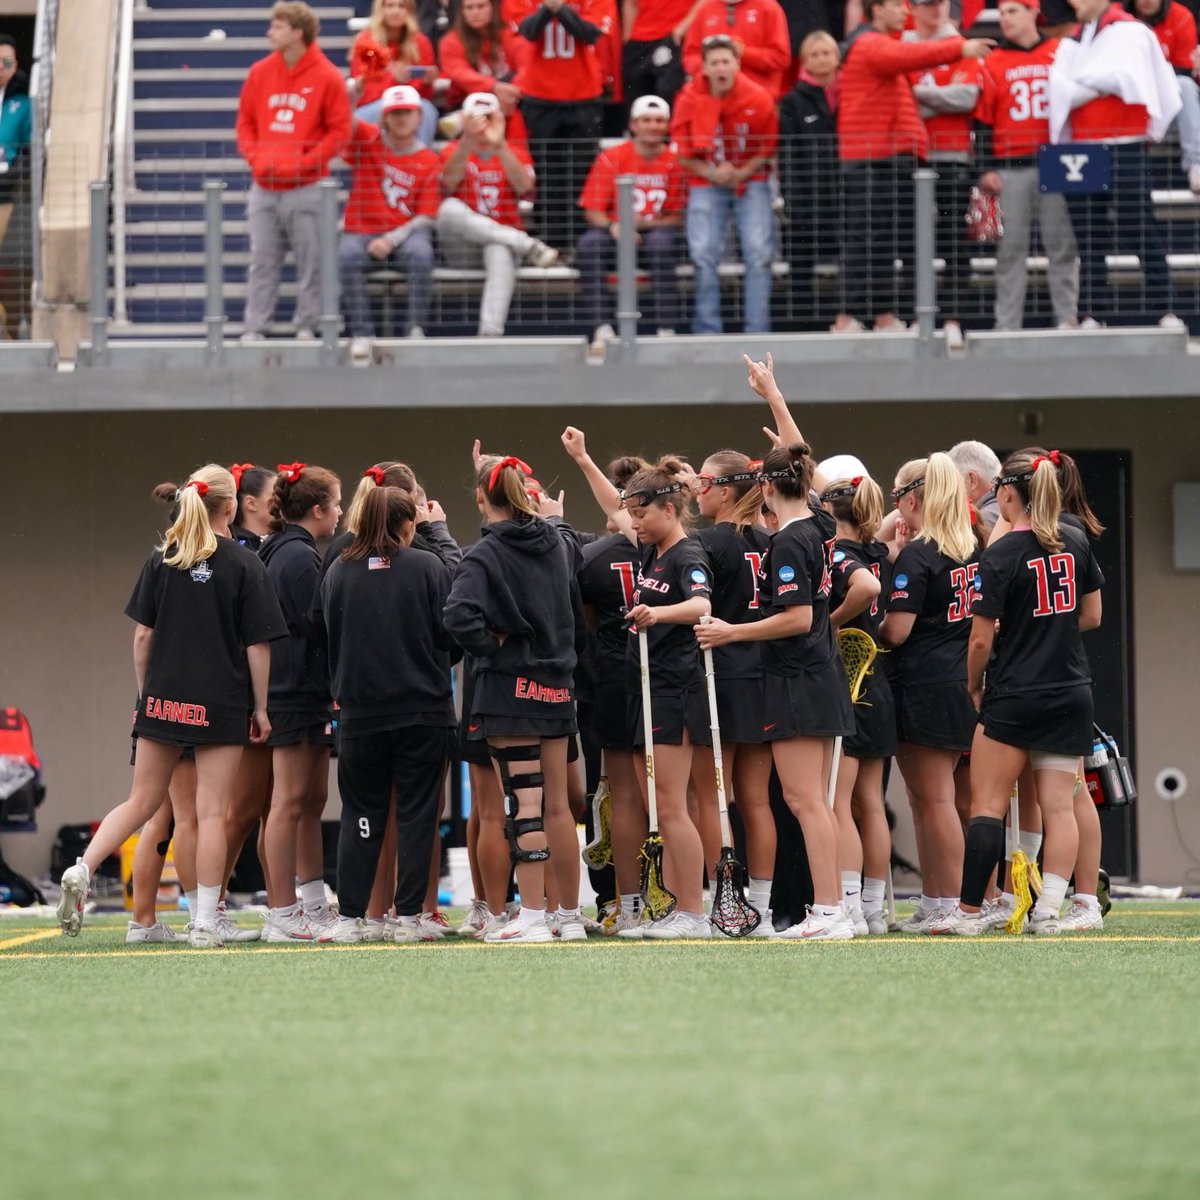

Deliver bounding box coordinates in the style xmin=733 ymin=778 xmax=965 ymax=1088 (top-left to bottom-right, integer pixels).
xmin=618 ymin=482 xmax=683 ymax=510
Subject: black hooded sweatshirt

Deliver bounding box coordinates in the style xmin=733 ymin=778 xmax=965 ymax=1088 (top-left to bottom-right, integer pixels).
xmin=443 ymin=516 xmax=582 ymax=717
xmin=259 ymin=525 xmax=331 ymax=715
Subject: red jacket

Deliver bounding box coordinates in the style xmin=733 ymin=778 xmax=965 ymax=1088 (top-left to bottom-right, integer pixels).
xmin=236 ymin=42 xmax=351 ymax=190
xmin=437 ymin=26 xmax=525 ymax=109
xmin=836 ymin=27 xmax=966 ymax=161
xmin=670 ymin=73 xmax=778 ymax=190
xmin=349 ymin=29 xmax=437 ymax=108
xmin=682 ymin=0 xmax=793 ymax=98
xmin=1141 ymin=0 xmax=1197 ymax=71
xmin=507 ymin=0 xmax=609 ymax=102
xmin=1066 ymin=5 xmax=1150 ymax=141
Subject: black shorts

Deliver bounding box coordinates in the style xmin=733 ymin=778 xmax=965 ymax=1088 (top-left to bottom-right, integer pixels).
xmin=843 ymin=667 xmax=897 ymax=759
xmin=629 ymin=685 xmax=712 ymax=748
xmin=714 ymin=675 xmax=769 ymax=745
xmin=458 ymin=720 xmax=493 ymax=767
xmin=761 ymin=666 xmax=855 ymax=741
xmin=130 ymin=734 xmax=196 ymax=767
xmin=267 ymin=712 xmax=334 ymax=749
xmin=467 ymin=714 xmax=578 ymax=741
xmin=591 ymin=675 xmax=636 ymax=752
xmin=894 ymin=680 xmax=977 ymax=752
xmin=981 ymin=683 xmax=1094 ymax=757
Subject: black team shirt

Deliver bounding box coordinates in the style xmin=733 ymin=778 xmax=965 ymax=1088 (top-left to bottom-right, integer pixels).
xmin=829 ymin=538 xmax=891 ymax=641
xmin=577 ymin=532 xmax=641 ymax=682
xmin=694 ymin=522 xmax=770 ymax=679
xmin=125 ymin=537 xmax=287 ymax=745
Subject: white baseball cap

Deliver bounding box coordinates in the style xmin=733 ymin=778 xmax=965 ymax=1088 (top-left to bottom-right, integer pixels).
xmin=381 ymin=84 xmax=422 ymax=113
xmin=630 ymin=95 xmax=671 ymax=120
xmin=818 ymin=454 xmax=871 ymax=483
xmin=463 ymin=91 xmax=502 ymax=116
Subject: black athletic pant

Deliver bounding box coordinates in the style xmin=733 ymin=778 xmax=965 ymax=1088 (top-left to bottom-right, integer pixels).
xmin=336 ymin=725 xmax=448 ymax=919
xmin=840 ymin=156 xmax=917 ymax=324
xmin=621 ymin=36 xmax=685 ymax=113
xmin=520 ymin=97 xmax=602 ymax=250
xmin=932 ymin=159 xmax=976 ymax=323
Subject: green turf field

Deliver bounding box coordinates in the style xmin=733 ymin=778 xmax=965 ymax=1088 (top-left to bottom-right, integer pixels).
xmin=4 ymin=904 xmax=1200 ymax=1200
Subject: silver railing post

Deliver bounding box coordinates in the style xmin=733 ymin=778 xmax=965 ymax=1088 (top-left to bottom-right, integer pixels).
xmin=318 ymin=178 xmax=340 ymax=363
xmin=615 ymin=174 xmax=640 ymax=363
xmin=913 ymin=167 xmax=937 ymax=357
xmin=88 ymin=181 xmax=109 ymax=363
xmin=204 ymin=180 xmax=227 ymax=365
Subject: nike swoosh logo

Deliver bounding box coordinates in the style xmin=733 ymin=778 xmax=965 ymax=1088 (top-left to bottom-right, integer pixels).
xmin=762 ymin=723 xmax=776 ymax=732
xmin=468 ymin=724 xmax=479 ymax=732
xmin=651 ymin=726 xmax=664 ymax=733
xmin=804 ymin=115 xmax=820 ymax=124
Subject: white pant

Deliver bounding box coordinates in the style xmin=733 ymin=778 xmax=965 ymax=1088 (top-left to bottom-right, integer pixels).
xmin=436 ymin=198 xmax=534 ymax=336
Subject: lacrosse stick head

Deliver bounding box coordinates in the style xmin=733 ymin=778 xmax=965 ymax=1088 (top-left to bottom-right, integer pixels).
xmin=581 ymin=778 xmax=614 ymax=870
xmin=836 ymin=627 xmax=878 ymax=704
xmin=711 ymin=849 xmax=761 ymax=937
xmin=639 ymin=833 xmax=676 ymax=921
xmin=1006 ymin=851 xmax=1035 ymax=933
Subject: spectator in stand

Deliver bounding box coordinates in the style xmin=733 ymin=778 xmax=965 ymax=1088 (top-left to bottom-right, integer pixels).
xmin=683 ymin=0 xmax=793 ymax=97
xmin=1049 ymin=0 xmax=1184 ymax=327
xmin=1129 ymin=0 xmax=1200 ymax=191
xmin=621 ymin=0 xmax=701 ymax=109
xmin=339 ymin=86 xmax=441 ymax=361
xmin=511 ymin=0 xmax=611 ymax=248
xmin=350 ymin=0 xmax=441 ymax=147
xmin=903 ymin=0 xmax=984 ymax=350
xmin=947 ymin=439 xmax=1001 ymax=530
xmin=437 ymin=91 xmax=560 ymax=336
xmin=834 ymin=0 xmax=991 ymax=333
xmin=418 ymin=0 xmax=459 ymax=46
xmin=976 ymin=0 xmax=1079 ymax=330
xmin=439 ymin=0 xmax=524 ymax=110
xmin=779 ymin=30 xmax=844 ymax=325
xmin=576 ymin=95 xmax=686 ymax=353
xmin=236 ymin=3 xmax=351 ymax=341
xmin=596 ymin=0 xmax=625 ymax=134
xmin=672 ymin=34 xmax=779 ymax=333
xmin=0 ymin=34 xmax=32 ymax=338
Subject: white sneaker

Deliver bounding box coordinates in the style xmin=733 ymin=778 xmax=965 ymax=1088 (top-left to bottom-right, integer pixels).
xmin=1079 ymin=316 xmax=1104 ymax=330
xmin=910 ymin=906 xmax=957 ymax=935
xmin=188 ymin=921 xmax=224 ymax=948
xmin=943 ymin=320 xmax=965 ymax=351
xmin=329 ymin=916 xmax=365 ymax=944
xmin=612 ymin=911 xmax=643 ymax=938
xmin=125 ymin=920 xmax=186 ymax=944
xmin=394 ymin=914 xmax=437 ymax=943
xmin=1158 ymin=312 xmax=1186 ymax=331
xmin=349 ymin=336 xmax=373 ymax=366
xmin=524 ymin=239 xmax=559 ymax=268
xmin=546 ymin=911 xmax=562 ymax=938
xmin=57 ymin=859 xmax=90 ymax=936
xmin=773 ymin=906 xmax=855 ymax=941
xmin=645 ymin=911 xmax=712 ymax=939
xmin=265 ymin=906 xmax=315 ymax=943
xmin=748 ymin=908 xmax=776 ymax=936
xmin=830 ymin=314 xmax=865 ymax=334
xmin=476 ymin=912 xmax=509 ymax=940
xmin=845 ymin=903 xmax=869 ymax=937
xmin=873 ymin=314 xmax=909 ymax=333
xmin=238 ymin=330 xmax=264 ymax=343
xmin=1027 ymin=910 xmax=1062 ymax=936
xmin=305 ymin=902 xmax=341 ymax=942
xmin=863 ymin=909 xmax=888 ymax=935
xmin=656 ymin=327 xmax=676 ymax=337
xmin=898 ymin=904 xmax=932 ymax=933
xmin=418 ymin=911 xmax=453 ymax=939
xmin=408 ymin=324 xmax=425 ymax=339
xmin=294 ymin=327 xmax=318 ymax=341
xmin=557 ymin=911 xmax=588 ymax=941
xmin=361 ymin=918 xmax=390 ymax=942
xmin=1189 ymin=163 xmax=1200 ymax=193
xmin=457 ymin=899 xmax=491 ymax=938
xmin=978 ymin=897 xmax=1015 ymax=931
xmin=485 ymin=914 xmax=554 ymax=943
xmin=927 ymin=906 xmax=989 ymax=937
xmin=589 ymin=323 xmax=616 ymax=355
xmin=215 ymin=907 xmax=261 ymax=943
xmin=1056 ymin=899 xmax=1104 ymax=933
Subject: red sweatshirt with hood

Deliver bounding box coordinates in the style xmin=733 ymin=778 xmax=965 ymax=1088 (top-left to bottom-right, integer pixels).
xmin=236 ymin=42 xmax=352 ymax=190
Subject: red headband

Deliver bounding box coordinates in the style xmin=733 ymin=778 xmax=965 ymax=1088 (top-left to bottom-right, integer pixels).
xmin=363 ymin=466 xmax=386 ymax=486
xmin=185 ymin=480 xmax=209 ymax=497
xmin=488 ymin=455 xmax=532 ymax=491
xmin=1031 ymin=450 xmax=1061 ymax=471
xmin=277 ymin=462 xmax=306 ymax=485
xmin=230 ymin=463 xmax=254 ymax=490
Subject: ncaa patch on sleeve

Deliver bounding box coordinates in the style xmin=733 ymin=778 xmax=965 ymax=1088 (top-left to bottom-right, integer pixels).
xmin=690 ymin=569 xmax=707 ymax=583
xmin=832 ymin=550 xmax=845 ymax=564
xmin=893 ymin=574 xmax=907 ymax=589
xmin=778 ymin=565 xmax=795 ymax=582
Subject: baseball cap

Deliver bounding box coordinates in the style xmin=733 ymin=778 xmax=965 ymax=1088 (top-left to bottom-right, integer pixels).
xmin=1007 ymin=0 xmax=1041 ymax=9
xmin=630 ymin=95 xmax=671 ymax=120
xmin=463 ymin=92 xmax=502 ymax=116
xmin=818 ymin=454 xmax=871 ymax=483
xmin=381 ymin=85 xmax=422 ymax=113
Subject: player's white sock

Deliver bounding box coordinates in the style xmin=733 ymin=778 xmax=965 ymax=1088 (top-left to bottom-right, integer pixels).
xmin=297 ymin=878 xmax=326 ymax=909
xmin=518 ymin=905 xmax=547 ymax=927
xmin=813 ymin=903 xmax=841 ymax=919
xmin=185 ymin=889 xmax=198 ymax=915
xmin=747 ymin=878 xmax=772 ymax=910
xmin=1073 ymin=893 xmax=1101 ymax=911
xmin=919 ymin=893 xmax=936 ymax=914
xmin=556 ymin=906 xmax=580 ymax=921
xmin=1001 ymin=891 xmax=1016 ymax=908
xmin=939 ymin=897 xmax=959 ymax=913
xmin=1033 ymin=873 xmax=1069 ymax=919
xmin=620 ymin=894 xmax=638 ymax=919
xmin=196 ymin=884 xmax=219 ymax=929
xmin=862 ymin=877 xmax=886 ymax=911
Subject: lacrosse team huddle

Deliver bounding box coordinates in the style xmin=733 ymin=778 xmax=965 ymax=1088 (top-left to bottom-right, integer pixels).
xmin=56 ymin=352 xmax=1108 ymax=948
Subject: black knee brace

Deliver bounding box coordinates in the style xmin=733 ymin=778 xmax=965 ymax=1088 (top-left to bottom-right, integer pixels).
xmin=491 ymin=744 xmax=550 ymax=866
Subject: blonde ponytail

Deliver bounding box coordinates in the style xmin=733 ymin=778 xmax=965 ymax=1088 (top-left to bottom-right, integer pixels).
xmin=915 ymin=452 xmax=975 ymax=563
xmin=158 ymin=464 xmax=234 ymax=569
xmin=999 ymin=450 xmax=1065 ymax=553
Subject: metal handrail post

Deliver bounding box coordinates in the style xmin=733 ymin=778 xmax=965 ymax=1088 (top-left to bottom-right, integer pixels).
xmin=913 ymin=167 xmax=938 ymax=357
xmin=615 ymin=175 xmax=640 ymax=363
xmin=204 ymin=180 xmax=227 ymax=365
xmin=318 ymin=178 xmax=340 ymax=364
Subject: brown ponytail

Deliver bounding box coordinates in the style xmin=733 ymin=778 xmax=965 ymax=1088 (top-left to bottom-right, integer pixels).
xmin=622 ymin=456 xmax=695 ymax=526
xmin=344 ymin=461 xmax=417 ymax=534
xmin=342 ymin=486 xmax=417 ymax=561
xmin=758 ymin=441 xmax=815 ymax=500
xmin=269 ymin=464 xmax=341 ymax=534
xmin=477 ymin=454 xmax=539 ymax=519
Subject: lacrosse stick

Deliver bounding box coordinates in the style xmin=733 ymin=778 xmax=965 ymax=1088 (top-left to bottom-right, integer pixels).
xmin=827 ymin=628 xmax=879 ymax=810
xmin=1006 ymin=783 xmax=1035 ymax=934
xmin=700 ymin=619 xmax=760 ymax=936
xmin=581 ymin=773 xmax=613 ymax=870
xmin=637 ymin=628 xmax=676 ymax=921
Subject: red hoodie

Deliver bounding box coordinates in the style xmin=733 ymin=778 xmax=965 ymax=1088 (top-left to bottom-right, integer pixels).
xmin=682 ymin=0 xmax=793 ymax=98
xmin=670 ymin=73 xmax=778 ymax=191
xmin=236 ymin=42 xmax=352 ymax=190
xmin=837 ymin=26 xmax=966 ymax=161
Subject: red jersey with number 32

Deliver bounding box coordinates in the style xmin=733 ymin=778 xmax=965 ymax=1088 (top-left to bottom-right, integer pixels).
xmin=506 ymin=0 xmax=610 ymax=101
xmin=976 ymin=39 xmax=1059 ymax=160
xmin=342 ymin=123 xmax=442 ymax=234
xmin=578 ymin=141 xmax=685 ymax=222
xmin=441 ymin=140 xmax=533 ymax=229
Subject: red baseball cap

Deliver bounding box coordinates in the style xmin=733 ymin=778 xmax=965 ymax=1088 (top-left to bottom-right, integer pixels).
xmin=1005 ymin=0 xmax=1041 ymax=9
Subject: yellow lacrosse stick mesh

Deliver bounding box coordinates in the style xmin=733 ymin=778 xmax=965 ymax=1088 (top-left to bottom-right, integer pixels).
xmin=582 ymin=775 xmax=613 ymax=870
xmin=837 ymin=628 xmax=878 ymax=704
xmin=1006 ymin=786 xmax=1035 ymax=933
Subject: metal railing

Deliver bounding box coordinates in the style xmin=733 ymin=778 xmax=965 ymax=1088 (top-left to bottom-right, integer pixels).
xmin=111 ymin=0 xmax=138 ymax=325
xmin=27 ymin=0 xmax=59 ymax=309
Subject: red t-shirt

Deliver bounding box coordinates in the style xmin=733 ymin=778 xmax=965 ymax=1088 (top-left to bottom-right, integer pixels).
xmin=506 ymin=0 xmax=610 ymax=101
xmin=349 ymin=29 xmax=437 ymax=108
xmin=342 ymin=122 xmax=442 ymax=234
xmin=977 ymin=39 xmax=1058 ymax=160
xmin=578 ymin=140 xmax=686 ymax=221
xmin=441 ymin=140 xmax=534 ymax=229
xmin=630 ymin=0 xmax=694 ymax=42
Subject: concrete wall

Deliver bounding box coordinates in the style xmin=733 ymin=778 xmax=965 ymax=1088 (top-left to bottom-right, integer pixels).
xmin=1 ymin=395 xmax=1197 ymax=885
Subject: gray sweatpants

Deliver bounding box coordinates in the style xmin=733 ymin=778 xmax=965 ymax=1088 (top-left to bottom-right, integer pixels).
xmin=244 ymin=182 xmax=323 ymax=335
xmin=993 ymin=166 xmax=1078 ymax=330
xmin=436 ymin=197 xmax=534 ymax=336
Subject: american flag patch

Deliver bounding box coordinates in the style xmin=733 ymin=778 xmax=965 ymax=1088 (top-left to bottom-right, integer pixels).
xmin=368 ymin=557 xmax=390 ymax=570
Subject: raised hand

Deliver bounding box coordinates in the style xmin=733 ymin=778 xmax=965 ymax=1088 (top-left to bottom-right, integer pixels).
xmin=561 ymin=426 xmax=588 ymax=461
